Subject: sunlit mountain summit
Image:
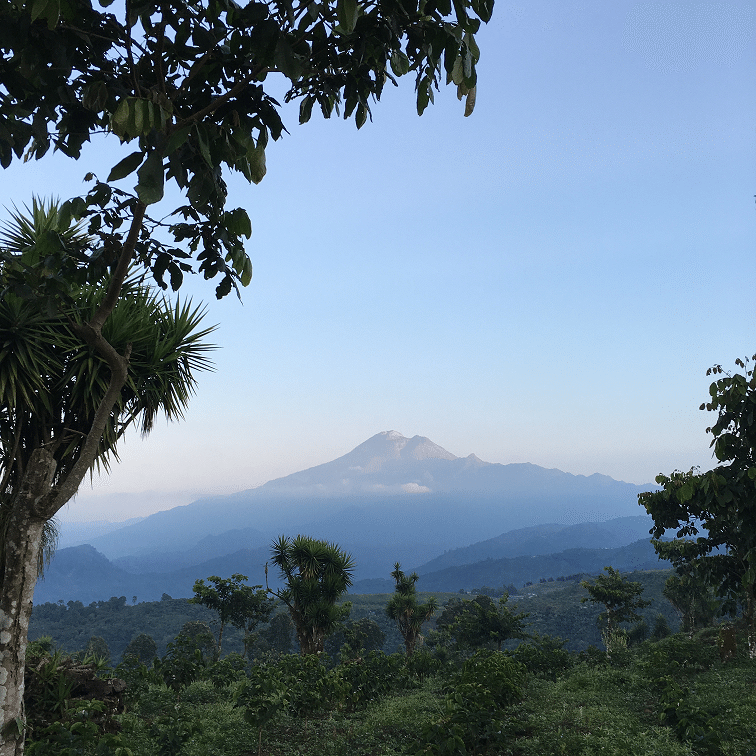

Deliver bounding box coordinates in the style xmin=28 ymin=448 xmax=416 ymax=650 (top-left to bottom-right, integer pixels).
xmin=259 ymin=431 xmax=469 ymax=495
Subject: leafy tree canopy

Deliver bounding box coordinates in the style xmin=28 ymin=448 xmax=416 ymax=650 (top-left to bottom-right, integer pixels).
xmin=450 ymin=594 xmax=529 ymax=652
xmin=121 ymin=633 xmax=158 ymax=665
xmin=190 ymin=573 xmax=274 ymax=657
xmin=0 ymin=0 xmax=494 ymax=303
xmin=580 ymin=566 xmax=650 ymax=637
xmin=640 ymin=356 xmax=756 ymax=656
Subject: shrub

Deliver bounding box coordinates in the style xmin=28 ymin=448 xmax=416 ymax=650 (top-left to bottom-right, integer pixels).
xmin=415 ymin=651 xmax=526 ymax=754
xmin=511 ymin=634 xmax=573 ymax=680
xmin=338 ymin=651 xmax=410 ymax=711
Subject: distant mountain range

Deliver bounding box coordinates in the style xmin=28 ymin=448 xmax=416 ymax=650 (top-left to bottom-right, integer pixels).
xmin=35 ymin=527 xmax=668 ymax=605
xmin=39 ymin=431 xmax=660 ymax=604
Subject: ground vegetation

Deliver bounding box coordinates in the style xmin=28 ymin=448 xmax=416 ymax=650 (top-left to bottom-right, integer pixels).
xmin=22 ymin=613 xmax=756 ymax=755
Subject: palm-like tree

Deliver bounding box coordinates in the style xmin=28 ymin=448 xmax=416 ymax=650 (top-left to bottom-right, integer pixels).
xmin=0 ymin=200 xmax=215 ymax=744
xmin=386 ymin=562 xmax=437 ymax=655
xmin=268 ymin=535 xmax=355 ymax=655
xmin=0 ymin=202 xmax=215 ymax=497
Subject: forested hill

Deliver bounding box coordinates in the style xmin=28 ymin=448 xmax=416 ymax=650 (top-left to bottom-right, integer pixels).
xmin=29 ymin=569 xmax=680 ymax=661
xmin=34 ymin=532 xmax=667 ymax=604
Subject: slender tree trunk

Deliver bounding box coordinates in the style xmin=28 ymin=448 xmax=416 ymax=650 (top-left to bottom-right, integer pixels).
xmin=217 ymin=621 xmax=225 ymax=659
xmin=745 ymin=584 xmax=756 ymax=660
xmin=404 ymin=632 xmax=415 ymax=656
xmin=0 ymin=451 xmax=56 ymax=756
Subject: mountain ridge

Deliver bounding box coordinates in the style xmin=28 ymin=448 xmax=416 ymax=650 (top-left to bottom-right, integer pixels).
xmin=34 ymin=528 xmax=668 ymax=605
xmin=81 ymin=431 xmax=654 ymax=562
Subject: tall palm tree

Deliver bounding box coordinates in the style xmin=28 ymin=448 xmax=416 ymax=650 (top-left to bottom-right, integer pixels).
xmin=0 ymin=200 xmax=215 ymax=748
xmin=268 ymin=535 xmax=355 ymax=655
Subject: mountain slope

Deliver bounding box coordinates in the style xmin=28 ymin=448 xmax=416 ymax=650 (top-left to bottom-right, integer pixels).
xmin=417 ymin=516 xmax=655 ymax=572
xmin=84 ymin=431 xmax=654 ymax=563
xmin=352 ymin=538 xmax=668 ymax=594
xmin=35 ymin=535 xmax=667 ymax=604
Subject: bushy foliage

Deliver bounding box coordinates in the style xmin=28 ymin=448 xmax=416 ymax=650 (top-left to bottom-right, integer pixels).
xmin=190 ymin=574 xmax=274 ymax=657
xmin=153 ymin=633 xmax=211 ymax=698
xmin=121 ymin=633 xmax=157 ymax=665
xmin=337 ymin=652 xmax=411 ymax=711
xmin=510 ymin=633 xmax=573 ymax=680
xmin=581 ymin=567 xmax=651 ymax=645
xmin=415 ymin=651 xmax=526 ymax=755
xmin=651 ymin=613 xmax=672 ymax=640
xmin=27 ymin=700 xmax=133 ymax=756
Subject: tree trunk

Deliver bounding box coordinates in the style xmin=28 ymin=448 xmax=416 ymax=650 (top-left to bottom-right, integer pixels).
xmin=216 ymin=621 xmax=226 ymax=660
xmin=296 ymin=625 xmax=324 ymax=656
xmin=404 ymin=633 xmax=416 ymax=656
xmin=745 ymin=584 xmax=756 ymax=660
xmin=0 ymin=451 xmax=56 ymax=756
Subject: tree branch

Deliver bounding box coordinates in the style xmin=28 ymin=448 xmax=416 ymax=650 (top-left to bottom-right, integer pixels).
xmin=36 ymin=200 xmax=147 ymax=517
xmin=177 ymin=68 xmax=267 ymax=127
xmin=90 ymin=200 xmax=146 ymax=331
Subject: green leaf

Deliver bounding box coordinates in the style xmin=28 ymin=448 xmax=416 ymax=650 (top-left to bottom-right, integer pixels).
xmin=451 ymin=54 xmax=464 ymax=85
xmin=223 ymin=208 xmax=252 ymax=238
xmin=299 ymin=95 xmax=315 ymax=125
xmin=165 ymin=124 xmax=193 ymax=156
xmin=465 ymin=32 xmax=480 ymax=62
xmin=336 ymin=0 xmax=358 ymax=33
xmin=133 ymin=99 xmax=145 ymax=136
xmin=240 ymin=258 xmax=252 ymax=287
xmin=247 ymin=143 xmax=266 ymax=184
xmin=390 ymin=50 xmax=411 ymax=77
xmin=30 ymin=0 xmax=58 ymax=26
xmin=136 ymin=151 xmax=165 ymax=205
xmin=168 ymin=262 xmax=183 ymax=291
xmin=111 ymin=99 xmax=131 ymax=138
xmin=195 ymin=124 xmax=213 ymax=166
xmin=355 ymin=103 xmax=368 ymax=129
xmin=464 ymin=85 xmax=476 ymax=117
xmin=82 ymin=80 xmax=108 ymax=112
xmin=274 ymin=37 xmax=304 ymax=81
xmin=416 ymin=77 xmax=433 ymax=116
xmin=107 ymin=151 xmax=144 ymax=182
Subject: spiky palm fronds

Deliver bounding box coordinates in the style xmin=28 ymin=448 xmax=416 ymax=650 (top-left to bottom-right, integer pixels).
xmin=38 ymin=519 xmax=59 ymax=578
xmin=0 ymin=201 xmax=216 ymax=572
xmin=0 ymin=197 xmax=88 ymax=262
xmin=270 ymin=535 xmax=354 ymax=654
xmin=386 ymin=563 xmax=437 ymax=655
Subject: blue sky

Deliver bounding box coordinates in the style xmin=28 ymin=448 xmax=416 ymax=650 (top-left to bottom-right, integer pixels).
xmin=2 ymin=2 xmax=754 ymax=521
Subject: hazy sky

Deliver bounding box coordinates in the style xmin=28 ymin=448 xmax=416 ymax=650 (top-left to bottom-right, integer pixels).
xmin=2 ymin=2 xmax=754 ymax=522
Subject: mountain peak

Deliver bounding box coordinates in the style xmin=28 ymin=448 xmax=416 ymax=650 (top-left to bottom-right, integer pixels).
xmin=358 ymin=432 xmax=458 ymax=464
xmin=259 ymin=431 xmax=458 ymax=495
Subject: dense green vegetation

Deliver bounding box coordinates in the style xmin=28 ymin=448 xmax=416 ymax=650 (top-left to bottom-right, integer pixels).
xmin=25 ymin=606 xmax=756 ymax=755
xmin=30 ymin=570 xmax=684 ymax=661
